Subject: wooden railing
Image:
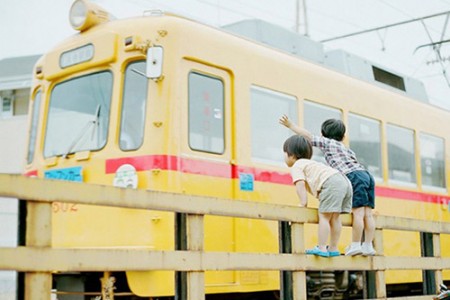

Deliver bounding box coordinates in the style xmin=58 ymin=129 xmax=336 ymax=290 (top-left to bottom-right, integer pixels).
xmin=0 ymin=173 xmax=449 ymax=299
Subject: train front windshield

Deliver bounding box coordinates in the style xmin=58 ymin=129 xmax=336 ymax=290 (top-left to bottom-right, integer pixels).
xmin=44 ymin=71 xmax=113 ymax=158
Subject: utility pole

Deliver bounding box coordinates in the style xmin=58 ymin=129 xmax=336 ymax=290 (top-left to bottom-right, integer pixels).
xmin=295 ymin=0 xmax=309 ymax=36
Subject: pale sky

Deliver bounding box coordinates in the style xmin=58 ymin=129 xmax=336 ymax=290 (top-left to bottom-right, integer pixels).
xmin=1 ymin=0 xmax=449 ymax=109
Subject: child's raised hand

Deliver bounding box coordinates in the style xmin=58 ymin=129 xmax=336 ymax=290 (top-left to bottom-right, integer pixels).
xmin=279 ymin=114 xmax=291 ymax=128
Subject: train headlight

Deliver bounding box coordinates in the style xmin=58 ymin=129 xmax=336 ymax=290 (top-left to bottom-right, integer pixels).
xmin=69 ymin=0 xmax=88 ymax=29
xmin=69 ymin=0 xmax=111 ymax=32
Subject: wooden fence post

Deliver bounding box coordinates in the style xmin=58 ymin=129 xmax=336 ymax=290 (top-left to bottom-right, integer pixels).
xmin=291 ymin=222 xmax=307 ymax=300
xmin=175 ymin=213 xmax=187 ymax=300
xmin=25 ymin=201 xmax=52 ymax=300
xmin=373 ymin=228 xmax=386 ymax=299
xmin=432 ymin=233 xmax=443 ymax=290
xmin=186 ymin=214 xmax=205 ymax=300
xmin=279 ymin=221 xmax=293 ymax=300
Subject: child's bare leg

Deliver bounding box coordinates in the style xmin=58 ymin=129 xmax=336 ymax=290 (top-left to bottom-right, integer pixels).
xmin=352 ymin=207 xmax=365 ymax=242
xmin=328 ymin=213 xmax=342 ymax=252
xmin=318 ymin=212 xmax=332 ymax=252
xmin=360 ymin=207 xmax=376 ymax=255
xmin=363 ymin=207 xmax=375 ymax=243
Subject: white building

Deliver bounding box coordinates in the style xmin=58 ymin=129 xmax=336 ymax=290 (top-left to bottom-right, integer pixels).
xmin=0 ymin=54 xmax=40 ymax=300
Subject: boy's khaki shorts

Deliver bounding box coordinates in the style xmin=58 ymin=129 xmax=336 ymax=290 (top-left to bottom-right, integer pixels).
xmin=318 ymin=173 xmax=352 ymax=213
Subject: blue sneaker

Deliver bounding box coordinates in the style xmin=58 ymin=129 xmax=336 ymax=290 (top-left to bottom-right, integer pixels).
xmin=328 ymin=250 xmax=340 ymax=257
xmin=305 ymin=246 xmax=329 ymax=257
xmin=325 ymin=246 xmax=340 ymax=257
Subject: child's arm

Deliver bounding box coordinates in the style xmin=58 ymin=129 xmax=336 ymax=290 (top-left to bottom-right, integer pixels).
xmin=294 ymin=180 xmax=308 ymax=207
xmin=279 ymin=115 xmax=312 ymax=139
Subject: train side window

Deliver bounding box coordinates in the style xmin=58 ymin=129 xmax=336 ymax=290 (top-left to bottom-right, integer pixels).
xmin=303 ymin=100 xmax=342 ymax=163
xmin=251 ymin=86 xmax=297 ymax=165
xmin=420 ymin=133 xmax=446 ymax=190
xmin=188 ymin=72 xmax=224 ymax=154
xmin=120 ymin=61 xmax=148 ymax=150
xmin=387 ymin=124 xmax=416 ymax=185
xmin=27 ymin=90 xmax=42 ymax=164
xmin=348 ymin=114 xmax=383 ymax=180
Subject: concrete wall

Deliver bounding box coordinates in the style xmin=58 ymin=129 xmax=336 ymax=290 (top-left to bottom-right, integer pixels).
xmin=0 ymin=200 xmax=18 ymax=300
xmin=0 ymin=116 xmax=28 ymax=300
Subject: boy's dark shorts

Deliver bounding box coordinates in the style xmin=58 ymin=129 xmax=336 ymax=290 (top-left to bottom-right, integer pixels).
xmin=346 ymin=170 xmax=375 ymax=209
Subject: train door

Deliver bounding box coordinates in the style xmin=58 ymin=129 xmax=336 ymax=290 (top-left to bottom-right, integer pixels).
xmin=180 ymin=59 xmax=237 ymax=289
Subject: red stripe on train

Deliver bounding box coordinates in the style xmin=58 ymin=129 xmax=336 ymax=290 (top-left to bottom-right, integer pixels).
xmin=105 ymin=154 xmax=232 ymax=178
xmin=105 ymin=155 xmax=449 ymax=205
xmin=105 ymin=155 xmax=291 ymax=184
xmin=24 ymin=170 xmax=38 ymax=177
xmin=375 ymin=186 xmax=449 ymax=205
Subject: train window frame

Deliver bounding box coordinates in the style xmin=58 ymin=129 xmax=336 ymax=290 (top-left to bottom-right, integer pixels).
xmin=26 ymin=89 xmax=42 ymax=164
xmin=386 ymin=123 xmax=417 ymax=187
xmin=419 ymin=132 xmax=446 ymax=192
xmin=303 ymin=100 xmax=342 ymax=164
xmin=250 ymin=86 xmax=298 ymax=166
xmin=188 ymin=71 xmax=225 ymax=155
xmin=119 ymin=60 xmax=148 ymax=151
xmin=43 ymin=70 xmax=113 ymax=158
xmin=348 ymin=113 xmax=383 ymax=181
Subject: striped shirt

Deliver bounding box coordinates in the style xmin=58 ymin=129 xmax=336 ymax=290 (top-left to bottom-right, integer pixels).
xmin=311 ymin=135 xmax=365 ymax=175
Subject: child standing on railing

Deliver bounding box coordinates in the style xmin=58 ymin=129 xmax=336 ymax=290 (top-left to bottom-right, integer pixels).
xmin=280 ymin=115 xmax=376 ymax=256
xmin=283 ymin=135 xmax=352 ymax=257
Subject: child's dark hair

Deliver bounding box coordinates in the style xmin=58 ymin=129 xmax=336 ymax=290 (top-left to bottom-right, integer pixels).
xmin=321 ymin=119 xmax=346 ymax=141
xmin=283 ymin=135 xmax=313 ymax=159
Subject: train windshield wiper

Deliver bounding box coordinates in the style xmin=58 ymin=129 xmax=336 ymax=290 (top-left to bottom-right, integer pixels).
xmin=62 ymin=105 xmax=101 ymax=158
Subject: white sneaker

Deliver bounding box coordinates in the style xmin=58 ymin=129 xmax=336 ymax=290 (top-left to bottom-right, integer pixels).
xmin=345 ymin=243 xmax=362 ymax=256
xmin=361 ymin=243 xmax=376 ymax=256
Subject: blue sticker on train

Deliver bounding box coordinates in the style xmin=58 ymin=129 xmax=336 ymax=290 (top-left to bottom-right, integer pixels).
xmin=239 ymin=173 xmax=254 ymax=191
xmin=44 ymin=166 xmax=83 ymax=182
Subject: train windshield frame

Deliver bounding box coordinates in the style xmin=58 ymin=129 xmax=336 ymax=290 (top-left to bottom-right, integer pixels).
xmin=44 ymin=71 xmax=113 ymax=158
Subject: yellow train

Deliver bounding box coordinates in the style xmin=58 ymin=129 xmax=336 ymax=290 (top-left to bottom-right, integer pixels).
xmin=24 ymin=0 xmax=450 ymax=298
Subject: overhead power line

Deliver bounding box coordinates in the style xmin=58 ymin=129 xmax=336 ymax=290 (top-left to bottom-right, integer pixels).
xmin=320 ymin=10 xmax=450 ymax=43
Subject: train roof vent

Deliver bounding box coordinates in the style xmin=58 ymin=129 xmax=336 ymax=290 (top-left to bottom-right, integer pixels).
xmin=325 ymin=49 xmax=428 ymax=103
xmin=372 ymin=66 xmax=405 ymax=91
xmin=222 ymin=19 xmax=325 ymax=64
